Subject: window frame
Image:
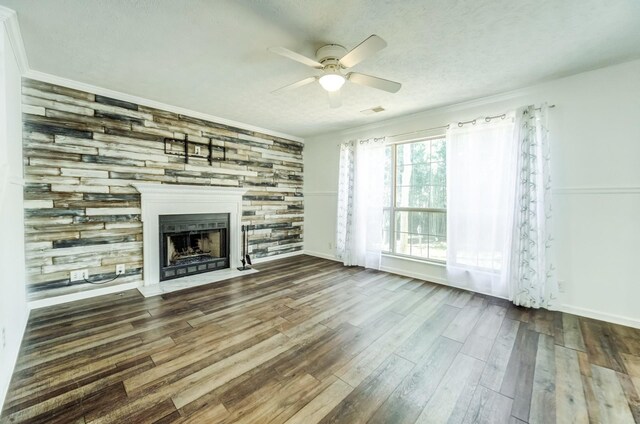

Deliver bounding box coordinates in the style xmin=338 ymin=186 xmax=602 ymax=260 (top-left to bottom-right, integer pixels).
xmin=383 ymin=134 xmax=447 ymax=264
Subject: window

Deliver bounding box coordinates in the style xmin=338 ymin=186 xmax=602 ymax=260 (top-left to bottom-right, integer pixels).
xmin=383 ymin=136 xmax=447 ymax=262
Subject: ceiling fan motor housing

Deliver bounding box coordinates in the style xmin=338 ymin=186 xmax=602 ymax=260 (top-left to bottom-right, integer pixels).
xmin=316 ymin=44 xmax=348 ymax=66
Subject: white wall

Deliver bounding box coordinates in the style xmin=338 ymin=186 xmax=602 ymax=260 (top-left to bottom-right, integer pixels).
xmin=0 ymin=22 xmax=28 ymax=411
xmin=304 ymin=59 xmax=640 ymax=328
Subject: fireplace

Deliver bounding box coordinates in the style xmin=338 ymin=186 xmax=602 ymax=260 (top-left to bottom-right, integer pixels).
xmin=159 ymin=213 xmax=230 ymax=281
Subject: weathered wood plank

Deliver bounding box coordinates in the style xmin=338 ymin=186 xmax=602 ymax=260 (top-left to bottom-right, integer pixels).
xmin=462 ymin=386 xmax=513 ymax=424
xmin=529 ymin=334 xmax=556 ymax=424
xmin=414 ymin=352 xmax=485 ymax=423
xmin=555 ymin=345 xmax=589 ymax=423
xmin=317 ymin=354 xmax=414 ymax=424
xmin=590 ymin=364 xmax=635 ymax=423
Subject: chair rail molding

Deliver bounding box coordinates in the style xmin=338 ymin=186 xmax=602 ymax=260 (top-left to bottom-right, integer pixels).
xmin=303 ymin=191 xmax=338 ymax=196
xmin=552 ymin=186 xmax=640 ymax=195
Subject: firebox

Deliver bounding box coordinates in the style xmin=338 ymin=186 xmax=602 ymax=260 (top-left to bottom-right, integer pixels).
xmin=159 ymin=213 xmax=230 ymax=281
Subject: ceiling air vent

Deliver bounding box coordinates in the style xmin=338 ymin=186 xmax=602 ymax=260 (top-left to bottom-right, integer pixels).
xmin=361 ymin=106 xmax=386 ymax=115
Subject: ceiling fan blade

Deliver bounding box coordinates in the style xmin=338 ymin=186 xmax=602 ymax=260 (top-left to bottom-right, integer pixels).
xmin=328 ymin=90 xmax=342 ymax=109
xmin=339 ymin=35 xmax=387 ymax=68
xmin=268 ymin=46 xmax=323 ymax=68
xmin=347 ymin=72 xmax=401 ymax=93
xmin=272 ymin=76 xmax=317 ymax=94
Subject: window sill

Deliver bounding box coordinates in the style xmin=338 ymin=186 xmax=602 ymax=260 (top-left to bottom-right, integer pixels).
xmin=381 ymin=253 xmax=446 ymax=267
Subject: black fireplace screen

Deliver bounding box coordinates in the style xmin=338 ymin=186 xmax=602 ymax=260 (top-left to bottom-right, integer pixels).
xmin=159 ymin=213 xmax=230 ymax=281
xmin=166 ymin=229 xmax=226 ymax=267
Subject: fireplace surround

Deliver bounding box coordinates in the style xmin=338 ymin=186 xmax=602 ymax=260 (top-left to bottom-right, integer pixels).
xmin=133 ymin=183 xmax=247 ymax=292
xmin=159 ymin=213 xmax=230 ymax=280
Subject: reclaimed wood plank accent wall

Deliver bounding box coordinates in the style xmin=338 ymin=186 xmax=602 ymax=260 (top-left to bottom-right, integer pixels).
xmin=21 ymin=79 xmax=304 ymax=301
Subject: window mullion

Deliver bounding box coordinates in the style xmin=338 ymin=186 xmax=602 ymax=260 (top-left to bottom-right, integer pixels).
xmin=390 ymin=145 xmax=397 ymax=254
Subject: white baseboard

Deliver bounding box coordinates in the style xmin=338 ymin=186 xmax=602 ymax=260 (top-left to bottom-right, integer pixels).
xmin=28 ymin=281 xmax=141 ymax=310
xmin=376 ymin=264 xmax=640 ymax=328
xmin=559 ymin=304 xmax=640 ymax=329
xmin=28 ymin=250 xmax=305 ymax=308
xmin=379 ymin=264 xmax=448 ymax=285
xmin=379 ymin=264 xmax=510 ymax=300
xmin=304 ymin=252 xmax=640 ymax=328
xmin=252 ymin=250 xmax=305 ymax=264
xmin=303 ymin=250 xmax=341 ymax=262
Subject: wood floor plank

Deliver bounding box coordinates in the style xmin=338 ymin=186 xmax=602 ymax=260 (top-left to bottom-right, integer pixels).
xmin=616 ymin=371 xmax=640 ymax=423
xmin=529 ymin=334 xmax=556 ymax=424
xmin=394 ymin=304 xmax=460 ymax=363
xmin=461 ymin=304 xmax=507 ymax=361
xmin=577 ymin=351 xmax=603 ymax=423
xmin=500 ymin=325 xmax=539 ymax=422
xmin=414 ymin=352 xmax=485 ymax=423
xmin=555 ymin=345 xmax=589 ymax=424
xmin=590 ymin=364 xmax=635 ymax=423
xmin=562 ymin=313 xmax=586 ymax=351
xmin=3 ymin=357 xmax=154 ymax=423
xmin=174 ymin=403 xmax=229 ymax=424
xmin=317 ymin=354 xmax=415 ymax=424
xmin=581 ymin=318 xmax=628 ymax=373
xmin=283 ymin=378 xmax=353 ymax=424
xmin=124 ymin=318 xmax=286 ymax=393
xmin=479 ymin=318 xmax=520 ymax=391
xmin=442 ymin=295 xmax=488 ymax=342
xmin=368 ymin=336 xmax=461 ymax=424
xmin=462 ymin=385 xmax=513 ymax=424
xmin=334 ymin=311 xmax=434 ymax=387
xmin=219 ymin=372 xmax=321 ymax=424
xmin=3 ymin=255 xmax=639 ymax=424
xmin=171 ymin=328 xmax=320 ymax=409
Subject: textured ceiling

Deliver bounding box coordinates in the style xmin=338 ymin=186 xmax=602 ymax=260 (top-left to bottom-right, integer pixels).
xmin=2 ymin=0 xmax=640 ymax=137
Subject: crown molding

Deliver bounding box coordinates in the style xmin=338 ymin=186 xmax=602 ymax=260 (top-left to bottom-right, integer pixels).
xmin=0 ymin=6 xmax=304 ymax=144
xmin=0 ymin=6 xmax=29 ymax=74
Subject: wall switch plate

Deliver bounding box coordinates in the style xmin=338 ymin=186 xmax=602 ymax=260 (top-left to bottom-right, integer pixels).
xmin=70 ymin=269 xmax=89 ymax=282
xmin=1 ymin=327 xmax=5 ymax=350
xmin=194 ymin=146 xmax=201 ymax=155
xmin=116 ymin=264 xmax=126 ymax=275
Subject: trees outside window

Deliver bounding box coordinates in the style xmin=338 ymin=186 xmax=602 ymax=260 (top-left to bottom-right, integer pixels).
xmin=383 ymin=136 xmax=446 ymax=262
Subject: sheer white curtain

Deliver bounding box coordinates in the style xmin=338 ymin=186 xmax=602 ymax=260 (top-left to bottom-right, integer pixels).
xmin=446 ymin=118 xmax=517 ymax=297
xmin=336 ymin=138 xmax=385 ymax=269
xmin=507 ymin=104 xmax=558 ymax=308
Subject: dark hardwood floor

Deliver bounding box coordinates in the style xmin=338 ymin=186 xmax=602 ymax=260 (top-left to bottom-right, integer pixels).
xmin=2 ymin=255 xmax=639 ymax=423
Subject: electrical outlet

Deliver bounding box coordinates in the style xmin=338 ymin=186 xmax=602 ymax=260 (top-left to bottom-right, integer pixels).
xmin=70 ymin=269 xmax=89 ymax=282
xmin=328 ymin=242 xmax=333 ymax=250
xmin=116 ymin=264 xmax=126 ymax=275
xmin=194 ymin=145 xmax=201 ymax=155
xmin=558 ymin=279 xmax=566 ymax=293
xmin=1 ymin=327 xmax=5 ymax=350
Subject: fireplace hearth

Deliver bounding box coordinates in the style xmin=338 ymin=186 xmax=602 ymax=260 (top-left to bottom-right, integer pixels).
xmin=159 ymin=213 xmax=230 ymax=281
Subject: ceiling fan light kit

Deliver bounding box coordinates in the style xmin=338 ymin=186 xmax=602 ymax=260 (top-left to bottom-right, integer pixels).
xmin=269 ymin=34 xmax=402 ymax=107
xmin=318 ymin=73 xmax=345 ymax=92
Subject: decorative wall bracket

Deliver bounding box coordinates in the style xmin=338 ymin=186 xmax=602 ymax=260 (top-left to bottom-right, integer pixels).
xmin=164 ymin=136 xmax=227 ymax=165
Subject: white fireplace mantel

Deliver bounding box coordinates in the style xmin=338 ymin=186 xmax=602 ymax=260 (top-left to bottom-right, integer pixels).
xmin=133 ymin=183 xmax=248 ymax=290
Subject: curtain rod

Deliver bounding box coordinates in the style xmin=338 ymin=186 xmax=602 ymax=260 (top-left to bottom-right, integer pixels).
xmin=387 ymin=104 xmax=556 ymax=140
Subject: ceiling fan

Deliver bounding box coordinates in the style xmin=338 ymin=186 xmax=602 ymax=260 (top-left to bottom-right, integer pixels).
xmin=269 ymin=34 xmax=401 ymax=108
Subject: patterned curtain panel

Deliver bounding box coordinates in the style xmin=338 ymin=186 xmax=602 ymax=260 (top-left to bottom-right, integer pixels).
xmin=507 ymin=104 xmax=558 ymax=308
xmin=336 ymin=138 xmax=385 ymax=269
xmin=336 ymin=141 xmax=355 ymax=264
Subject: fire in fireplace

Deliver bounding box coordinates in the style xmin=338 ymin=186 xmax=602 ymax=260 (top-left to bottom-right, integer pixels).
xmin=159 ymin=213 xmax=230 ymax=281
